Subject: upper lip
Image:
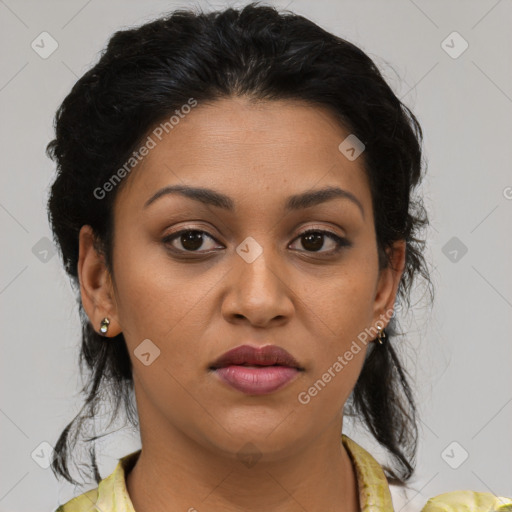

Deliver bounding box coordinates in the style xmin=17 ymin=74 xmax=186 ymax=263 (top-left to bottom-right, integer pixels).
xmin=209 ymin=344 xmax=304 ymax=370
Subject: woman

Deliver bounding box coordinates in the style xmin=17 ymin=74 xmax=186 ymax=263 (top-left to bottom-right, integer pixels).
xmin=47 ymin=3 xmax=511 ymax=511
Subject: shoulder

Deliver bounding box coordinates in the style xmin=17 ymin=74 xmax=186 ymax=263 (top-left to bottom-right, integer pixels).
xmin=421 ymin=490 xmax=512 ymax=511
xmin=54 ymin=487 xmax=99 ymax=512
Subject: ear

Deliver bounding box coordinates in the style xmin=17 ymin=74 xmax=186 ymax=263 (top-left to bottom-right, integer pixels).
xmin=371 ymin=239 xmax=406 ymax=329
xmin=77 ymin=225 xmax=122 ymax=337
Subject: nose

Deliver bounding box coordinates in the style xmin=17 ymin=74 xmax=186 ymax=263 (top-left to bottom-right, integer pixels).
xmin=221 ymin=243 xmax=294 ymax=328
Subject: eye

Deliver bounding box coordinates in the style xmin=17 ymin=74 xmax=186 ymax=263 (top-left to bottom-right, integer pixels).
xmin=162 ymin=229 xmax=222 ymax=253
xmin=289 ymin=229 xmax=350 ymax=254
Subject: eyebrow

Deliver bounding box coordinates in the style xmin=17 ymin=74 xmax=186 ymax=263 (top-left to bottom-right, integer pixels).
xmin=143 ymin=184 xmax=364 ymax=218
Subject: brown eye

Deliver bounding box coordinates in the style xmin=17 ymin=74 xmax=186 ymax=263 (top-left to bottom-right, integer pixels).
xmin=163 ymin=229 xmax=221 ymax=253
xmin=290 ymin=229 xmax=351 ymax=254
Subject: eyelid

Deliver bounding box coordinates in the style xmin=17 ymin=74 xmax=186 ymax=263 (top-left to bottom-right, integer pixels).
xmin=295 ymin=225 xmax=345 ymax=238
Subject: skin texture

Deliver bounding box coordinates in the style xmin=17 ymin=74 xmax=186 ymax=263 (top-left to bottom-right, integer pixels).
xmin=78 ymin=97 xmax=406 ymax=512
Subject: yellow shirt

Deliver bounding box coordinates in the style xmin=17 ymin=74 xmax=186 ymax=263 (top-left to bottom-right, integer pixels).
xmin=55 ymin=435 xmax=512 ymax=511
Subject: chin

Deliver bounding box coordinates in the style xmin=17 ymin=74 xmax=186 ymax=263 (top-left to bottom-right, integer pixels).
xmin=202 ymin=418 xmax=310 ymax=463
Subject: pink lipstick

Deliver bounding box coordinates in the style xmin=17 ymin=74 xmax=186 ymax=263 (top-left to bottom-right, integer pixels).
xmin=209 ymin=344 xmax=304 ymax=395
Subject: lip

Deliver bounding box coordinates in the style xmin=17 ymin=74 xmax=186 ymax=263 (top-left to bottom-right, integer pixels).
xmin=209 ymin=344 xmax=303 ymax=370
xmin=209 ymin=344 xmax=304 ymax=395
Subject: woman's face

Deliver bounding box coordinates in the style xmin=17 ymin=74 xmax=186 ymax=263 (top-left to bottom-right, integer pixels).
xmin=80 ymin=97 xmax=404 ymax=460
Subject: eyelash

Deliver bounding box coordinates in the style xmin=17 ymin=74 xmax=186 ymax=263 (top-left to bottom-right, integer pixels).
xmin=162 ymin=227 xmax=351 ymax=256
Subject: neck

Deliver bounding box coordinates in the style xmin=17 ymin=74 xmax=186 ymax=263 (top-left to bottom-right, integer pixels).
xmin=126 ymin=406 xmax=360 ymax=512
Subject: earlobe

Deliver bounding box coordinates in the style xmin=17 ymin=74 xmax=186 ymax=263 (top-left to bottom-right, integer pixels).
xmin=372 ymin=239 xmax=406 ymax=327
xmin=77 ymin=225 xmax=122 ymax=337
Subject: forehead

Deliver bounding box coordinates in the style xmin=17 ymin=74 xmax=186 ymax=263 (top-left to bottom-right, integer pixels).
xmin=116 ymin=97 xmax=372 ymax=213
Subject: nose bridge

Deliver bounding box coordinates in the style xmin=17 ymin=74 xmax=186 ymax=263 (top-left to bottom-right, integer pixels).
xmin=223 ymin=233 xmax=293 ymax=325
xmin=236 ymin=235 xmax=281 ymax=296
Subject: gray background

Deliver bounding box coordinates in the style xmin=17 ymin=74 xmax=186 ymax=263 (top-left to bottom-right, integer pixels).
xmin=1 ymin=0 xmax=511 ymax=510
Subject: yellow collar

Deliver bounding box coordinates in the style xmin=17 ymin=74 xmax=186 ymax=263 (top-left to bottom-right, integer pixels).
xmin=342 ymin=434 xmax=394 ymax=510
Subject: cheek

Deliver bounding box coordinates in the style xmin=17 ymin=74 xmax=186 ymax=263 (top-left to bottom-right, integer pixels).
xmin=295 ymin=277 xmax=372 ymax=422
xmin=299 ymin=259 xmax=378 ymax=336
xmin=111 ymin=244 xmax=234 ymax=401
xmin=110 ymin=239 xmax=210 ymax=351
xmin=295 ymin=257 xmax=377 ymax=395
xmin=297 ymin=347 xmax=367 ymax=418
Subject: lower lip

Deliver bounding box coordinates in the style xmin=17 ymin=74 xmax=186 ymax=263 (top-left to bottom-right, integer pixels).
xmin=213 ymin=365 xmax=301 ymax=395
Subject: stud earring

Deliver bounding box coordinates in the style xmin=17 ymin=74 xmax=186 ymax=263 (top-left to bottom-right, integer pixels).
xmin=99 ymin=317 xmax=110 ymax=336
xmin=376 ymin=323 xmax=386 ymax=345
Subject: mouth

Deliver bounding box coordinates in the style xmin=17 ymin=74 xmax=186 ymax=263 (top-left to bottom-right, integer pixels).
xmin=208 ymin=344 xmax=304 ymax=395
